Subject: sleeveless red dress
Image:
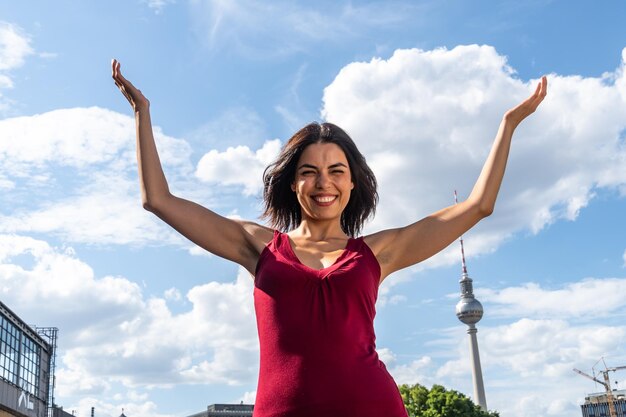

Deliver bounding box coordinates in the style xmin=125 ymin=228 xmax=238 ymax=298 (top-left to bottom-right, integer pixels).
xmin=253 ymin=231 xmax=408 ymax=417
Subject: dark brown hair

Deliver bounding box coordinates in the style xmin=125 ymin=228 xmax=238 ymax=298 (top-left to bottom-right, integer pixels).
xmin=262 ymin=122 xmax=378 ymax=237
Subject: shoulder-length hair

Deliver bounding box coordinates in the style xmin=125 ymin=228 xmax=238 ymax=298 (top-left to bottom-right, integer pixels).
xmin=262 ymin=122 xmax=378 ymax=237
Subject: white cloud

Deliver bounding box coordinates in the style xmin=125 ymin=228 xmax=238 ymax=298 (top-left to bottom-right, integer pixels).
xmin=0 ymin=234 xmax=259 ymax=400
xmin=480 ymin=319 xmax=626 ymax=377
xmin=376 ymin=319 xmax=626 ymax=417
xmin=479 ymin=318 xmax=626 ymax=416
xmin=376 ymin=347 xmax=397 ymax=365
xmin=0 ymin=74 xmax=13 ymax=89
xmin=163 ymin=287 xmax=182 ymax=301
xmin=237 ymin=390 xmax=257 ymax=404
xmin=480 ymin=278 xmax=626 ymax=319
xmin=414 ymin=318 xmax=626 ymax=417
xmin=388 ymin=355 xmax=435 ymax=386
xmin=188 ymin=244 xmax=213 ymax=257
xmin=322 ymin=45 xmax=626 ymax=268
xmin=0 ymin=107 xmax=190 ymax=172
xmin=404 ymin=274 xmax=626 ymax=417
xmin=0 ymin=21 xmax=34 ymax=109
xmin=0 ymin=21 xmax=34 ymax=71
xmin=0 ymin=176 xmax=179 ymax=246
xmin=70 ymin=396 xmax=174 ymax=417
xmin=623 ymin=249 xmax=626 ymax=267
xmin=195 ymin=139 xmax=281 ymax=195
xmin=0 ymin=234 xmax=144 ymax=335
xmin=0 ymin=107 xmax=197 ymax=246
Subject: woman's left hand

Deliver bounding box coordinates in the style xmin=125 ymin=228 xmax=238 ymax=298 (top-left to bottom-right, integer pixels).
xmin=503 ymin=76 xmax=547 ymax=128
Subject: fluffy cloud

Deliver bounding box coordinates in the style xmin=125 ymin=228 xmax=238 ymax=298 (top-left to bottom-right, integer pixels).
xmin=0 ymin=104 xmax=276 ymax=246
xmin=0 ymin=234 xmax=144 ymax=337
xmin=480 ymin=319 xmax=626 ymax=377
xmin=0 ymin=107 xmax=194 ymax=245
xmin=0 ymin=234 xmax=258 ymax=406
xmin=70 ymin=396 xmax=173 ymax=417
xmin=406 ymin=273 xmax=626 ymax=417
xmin=0 ymin=21 xmax=33 ymax=72
xmin=322 ymin=45 xmax=626 ymax=268
xmin=237 ymin=390 xmax=257 ymax=404
xmin=0 ymin=107 xmax=190 ymax=175
xmin=387 ymin=354 xmax=436 ymax=387
xmin=195 ymin=139 xmax=281 ymax=195
xmin=401 ymin=318 xmax=626 ymax=417
xmin=480 ymin=278 xmax=626 ymax=318
xmin=0 ymin=21 xmax=34 ymax=110
xmin=0 ymin=177 xmax=177 ymax=246
xmin=477 ymin=318 xmax=625 ymax=417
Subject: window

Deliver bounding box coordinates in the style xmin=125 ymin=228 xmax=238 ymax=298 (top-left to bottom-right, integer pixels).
xmin=0 ymin=315 xmax=20 ymax=385
xmin=20 ymin=334 xmax=41 ymax=395
xmin=0 ymin=314 xmax=41 ymax=396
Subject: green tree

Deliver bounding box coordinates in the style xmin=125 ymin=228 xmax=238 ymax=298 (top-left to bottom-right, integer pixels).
xmin=399 ymin=383 xmax=499 ymax=417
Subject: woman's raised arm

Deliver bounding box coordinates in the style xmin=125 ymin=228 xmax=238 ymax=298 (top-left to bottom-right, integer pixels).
xmin=366 ymin=77 xmax=548 ymax=281
xmin=111 ymin=60 xmax=271 ymax=274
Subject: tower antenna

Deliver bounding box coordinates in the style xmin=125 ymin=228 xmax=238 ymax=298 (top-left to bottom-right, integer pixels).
xmin=454 ymin=190 xmax=469 ymax=276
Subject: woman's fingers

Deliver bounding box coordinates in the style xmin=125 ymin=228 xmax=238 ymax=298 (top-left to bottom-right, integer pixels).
xmin=111 ymin=59 xmax=137 ymax=105
xmin=503 ymin=76 xmax=548 ymax=126
xmin=530 ymin=76 xmax=547 ymax=107
xmin=112 ymin=60 xmax=126 ymax=91
xmin=525 ymin=77 xmax=548 ymax=109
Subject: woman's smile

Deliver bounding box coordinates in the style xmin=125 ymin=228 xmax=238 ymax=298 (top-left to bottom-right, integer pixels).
xmin=312 ymin=194 xmax=338 ymax=205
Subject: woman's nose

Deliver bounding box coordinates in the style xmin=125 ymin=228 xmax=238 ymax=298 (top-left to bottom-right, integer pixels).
xmin=316 ymin=172 xmax=330 ymax=188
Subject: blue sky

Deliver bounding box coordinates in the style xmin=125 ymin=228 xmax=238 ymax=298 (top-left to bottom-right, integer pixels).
xmin=1 ymin=1 xmax=626 ymax=416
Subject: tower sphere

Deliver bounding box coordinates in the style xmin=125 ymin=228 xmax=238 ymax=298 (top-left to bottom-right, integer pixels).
xmin=456 ymin=297 xmax=484 ymax=325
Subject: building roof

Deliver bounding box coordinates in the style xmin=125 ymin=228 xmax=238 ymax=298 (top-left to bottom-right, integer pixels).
xmin=0 ymin=299 xmax=50 ymax=351
xmin=585 ymin=389 xmax=626 ymax=404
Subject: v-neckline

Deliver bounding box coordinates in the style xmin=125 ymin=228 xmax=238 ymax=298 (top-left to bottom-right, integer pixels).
xmin=282 ymin=232 xmax=354 ymax=273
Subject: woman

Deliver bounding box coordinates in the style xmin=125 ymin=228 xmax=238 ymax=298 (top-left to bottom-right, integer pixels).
xmin=112 ymin=59 xmax=547 ymax=417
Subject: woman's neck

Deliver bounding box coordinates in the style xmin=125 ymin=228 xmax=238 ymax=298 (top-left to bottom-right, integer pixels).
xmin=290 ymin=220 xmax=347 ymax=242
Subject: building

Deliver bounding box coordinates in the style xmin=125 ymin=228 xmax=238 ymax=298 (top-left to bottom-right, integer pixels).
xmin=0 ymin=301 xmax=53 ymax=417
xmin=51 ymin=407 xmax=74 ymax=417
xmin=186 ymin=404 xmax=254 ymax=417
xmin=580 ymin=390 xmax=626 ymax=417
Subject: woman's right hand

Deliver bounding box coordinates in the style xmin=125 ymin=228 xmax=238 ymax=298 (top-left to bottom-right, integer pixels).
xmin=112 ymin=59 xmax=150 ymax=112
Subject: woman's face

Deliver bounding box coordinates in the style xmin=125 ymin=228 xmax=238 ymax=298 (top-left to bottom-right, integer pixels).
xmin=292 ymin=142 xmax=354 ymax=224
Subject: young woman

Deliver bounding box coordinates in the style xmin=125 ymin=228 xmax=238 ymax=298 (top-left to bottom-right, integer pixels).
xmin=112 ymin=59 xmax=547 ymax=417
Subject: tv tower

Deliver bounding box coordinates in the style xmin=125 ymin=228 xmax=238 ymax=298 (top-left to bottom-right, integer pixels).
xmin=454 ymin=191 xmax=487 ymax=411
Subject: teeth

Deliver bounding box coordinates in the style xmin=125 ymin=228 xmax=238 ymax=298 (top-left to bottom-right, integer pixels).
xmin=314 ymin=196 xmax=336 ymax=203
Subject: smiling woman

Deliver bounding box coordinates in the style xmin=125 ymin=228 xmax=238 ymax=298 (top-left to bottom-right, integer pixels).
xmin=111 ymin=58 xmax=546 ymax=417
xmin=262 ymin=122 xmax=377 ymax=238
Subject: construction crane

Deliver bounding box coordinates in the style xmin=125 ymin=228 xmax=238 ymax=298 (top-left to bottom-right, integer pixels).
xmin=573 ymin=363 xmax=626 ymax=417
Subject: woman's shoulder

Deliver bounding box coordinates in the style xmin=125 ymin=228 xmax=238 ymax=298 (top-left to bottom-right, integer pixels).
xmin=362 ymin=228 xmax=399 ymax=256
xmin=236 ymin=220 xmax=276 ymax=250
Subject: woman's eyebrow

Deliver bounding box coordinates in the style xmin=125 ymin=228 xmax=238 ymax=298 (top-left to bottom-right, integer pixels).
xmin=297 ymin=162 xmax=348 ymax=170
xmin=297 ymin=163 xmax=318 ymax=170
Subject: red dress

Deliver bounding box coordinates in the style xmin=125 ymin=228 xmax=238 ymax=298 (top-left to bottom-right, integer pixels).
xmin=253 ymin=231 xmax=408 ymax=417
